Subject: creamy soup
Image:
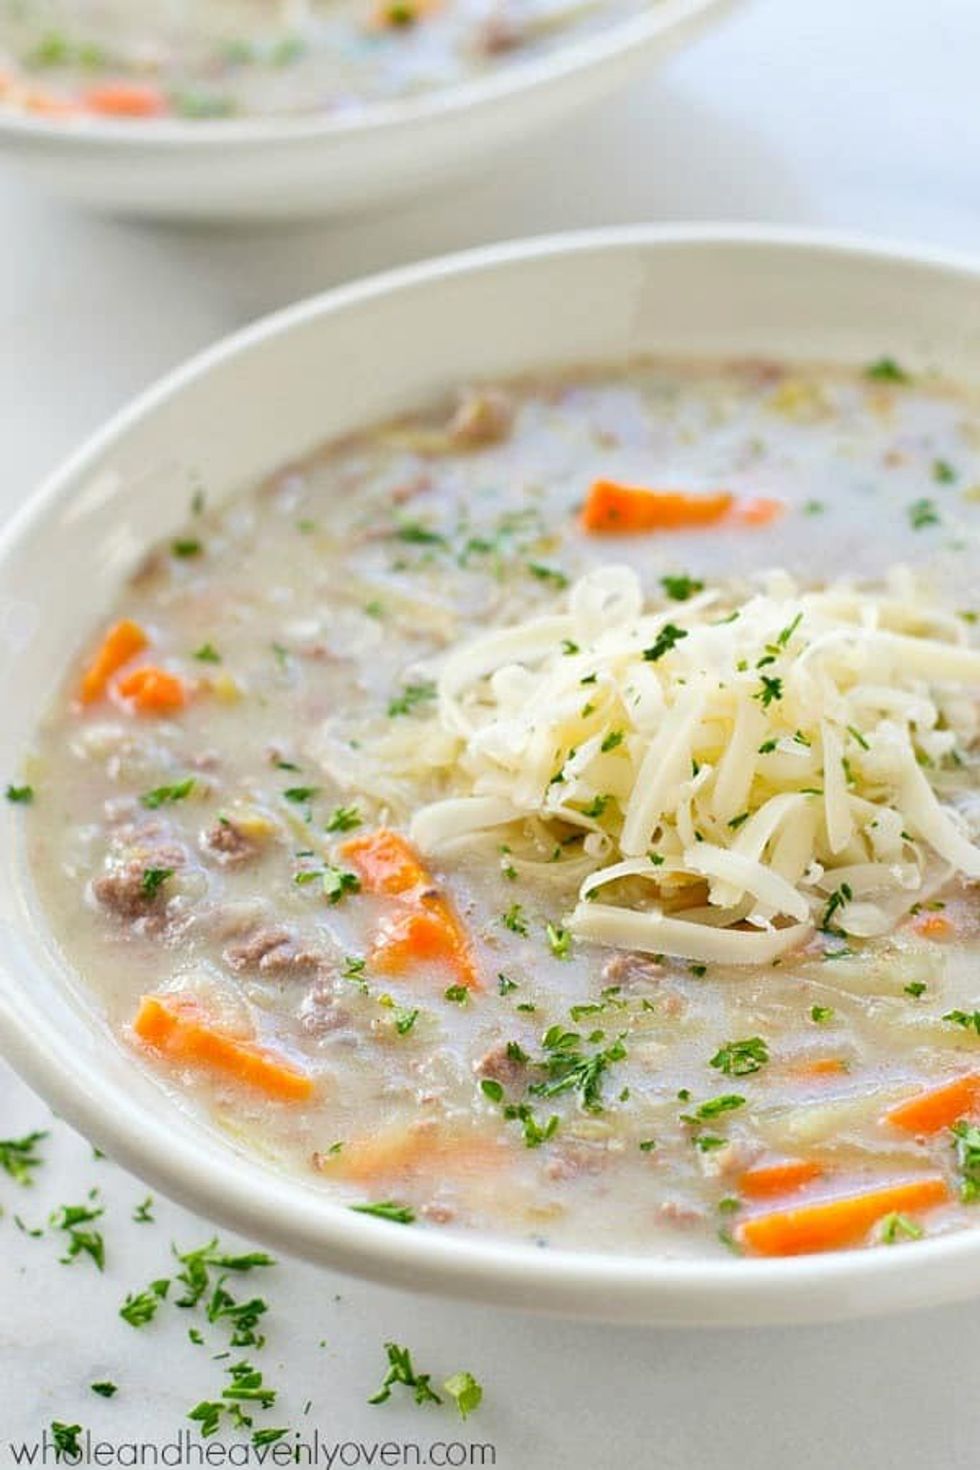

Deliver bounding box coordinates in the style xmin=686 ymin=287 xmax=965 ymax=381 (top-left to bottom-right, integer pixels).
xmin=0 ymin=0 xmax=646 ymax=120
xmin=19 ymin=357 xmax=980 ymax=1259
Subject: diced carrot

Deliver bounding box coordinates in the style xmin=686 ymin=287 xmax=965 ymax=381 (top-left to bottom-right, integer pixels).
xmin=83 ymin=82 xmax=168 ymax=118
xmin=739 ymin=1158 xmax=825 ymax=1200
xmin=22 ymin=87 xmax=82 ymax=117
xmin=728 ymin=495 xmax=785 ymax=526
xmin=79 ymin=619 xmax=148 ymax=704
xmin=341 ymin=828 xmax=430 ymax=895
xmin=132 ymin=995 xmax=313 ymax=1102
xmin=116 ymin=665 xmax=188 ymax=715
xmin=883 ymin=1073 xmax=980 ymax=1134
xmin=343 ymin=828 xmax=481 ymax=988
xmin=321 ymin=1122 xmax=502 ymax=1183
xmin=736 ymin=1176 xmax=950 ymax=1256
xmin=787 ymin=1056 xmax=848 ymax=1078
xmin=373 ymin=901 xmax=480 ymax=990
xmin=913 ymin=913 xmax=953 ymax=940
xmin=581 ymin=481 xmax=733 ymax=534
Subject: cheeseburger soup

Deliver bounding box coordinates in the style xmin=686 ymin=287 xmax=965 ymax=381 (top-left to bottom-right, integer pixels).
xmin=18 ymin=356 xmax=980 ymax=1259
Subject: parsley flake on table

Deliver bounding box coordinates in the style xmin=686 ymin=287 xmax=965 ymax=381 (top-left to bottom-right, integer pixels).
xmin=0 ymin=1129 xmax=47 ymax=1185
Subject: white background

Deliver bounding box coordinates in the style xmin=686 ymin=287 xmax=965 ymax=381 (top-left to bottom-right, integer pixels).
xmin=2 ymin=0 xmax=980 ymax=1464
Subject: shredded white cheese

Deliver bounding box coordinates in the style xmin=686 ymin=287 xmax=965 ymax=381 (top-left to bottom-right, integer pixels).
xmin=407 ymin=565 xmax=980 ymax=964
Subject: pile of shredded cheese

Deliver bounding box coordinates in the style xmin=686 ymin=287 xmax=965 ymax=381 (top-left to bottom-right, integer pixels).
xmin=407 ymin=565 xmax=980 ymax=965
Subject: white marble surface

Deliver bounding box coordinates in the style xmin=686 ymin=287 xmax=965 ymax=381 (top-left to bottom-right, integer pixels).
xmin=3 ymin=0 xmax=980 ymax=1462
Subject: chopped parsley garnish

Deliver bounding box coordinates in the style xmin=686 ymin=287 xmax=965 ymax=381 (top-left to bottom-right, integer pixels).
xmin=173 ymin=1238 xmax=275 ymax=1310
xmin=351 ymin=1201 xmax=416 ymax=1225
xmin=909 ymin=497 xmax=940 ymax=530
xmin=681 ymin=1094 xmax=745 ymax=1123
xmin=727 ymin=812 xmax=750 ymax=831
xmin=193 ymin=643 xmax=221 ymax=663
xmin=171 ymin=538 xmax=202 ymax=558
xmin=545 ymin=922 xmax=572 ymax=960
xmin=660 ymin=574 xmax=704 ymax=602
xmin=50 ymin=1201 xmax=105 ymax=1270
xmin=369 ymin=1342 xmax=442 ymax=1407
xmin=140 ymin=777 xmax=195 ymax=809
xmin=879 ymin=1211 xmax=924 ymax=1244
xmin=810 ymin=1005 xmax=834 ymax=1024
xmin=387 ymin=681 xmax=437 ymax=718
xmin=821 ymin=882 xmax=853 ymax=934
xmin=561 ymin=638 xmax=580 ymax=655
xmin=480 ymin=1078 xmax=504 ymax=1103
xmin=528 ymin=562 xmax=569 ymax=589
xmin=342 ymin=956 xmax=368 ymax=991
xmin=582 ymin=794 xmax=610 ymax=819
xmin=501 ymin=903 xmax=529 ymax=936
xmin=325 ymin=804 xmax=361 ymax=833
xmin=0 ymin=1130 xmax=47 ymax=1185
xmin=951 ymin=1120 xmax=980 ymax=1202
xmin=443 ymin=1371 xmax=483 ymax=1421
xmin=600 ymin=729 xmax=624 ymax=753
xmin=638 ymin=1139 xmax=657 ymax=1153
xmin=497 ymin=973 xmax=518 ymax=995
xmin=90 ymin=1382 xmax=118 ymax=1398
xmin=50 ymin=1424 xmax=83 ymax=1459
xmin=5 ymin=783 xmax=34 ymax=804
xmin=119 ymin=1279 xmax=169 ymax=1327
xmin=282 ymin=785 xmax=319 ymax=803
xmin=754 ymin=674 xmax=783 ymax=707
xmin=321 ymin=867 xmax=361 ymax=904
xmin=866 ymin=356 xmax=909 ymax=384
xmin=944 ymin=1009 xmax=980 ymax=1035
xmin=757 ymin=738 xmax=779 ymax=754
xmin=394 ymin=1007 xmax=419 ymax=1035
xmin=140 ymin=866 xmax=174 ymax=898
xmin=933 ymin=458 xmax=957 ymax=484
xmin=643 ymin=623 xmax=688 ymax=662
xmin=502 ymin=1102 xmax=559 ymax=1148
xmin=529 ymin=1028 xmax=627 ymax=1114
xmin=132 ymin=1195 xmax=154 ymax=1223
xmin=904 ymin=981 xmax=928 ymax=998
xmin=709 ymin=1037 xmax=769 ymax=1077
xmin=395 ymin=521 xmax=446 ymax=546
xmin=444 ymin=985 xmax=469 ymax=1004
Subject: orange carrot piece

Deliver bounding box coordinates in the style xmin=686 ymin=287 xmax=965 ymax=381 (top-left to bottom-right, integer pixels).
xmin=21 ymin=86 xmax=82 ymax=116
xmin=322 ymin=1122 xmax=502 ymax=1183
xmin=343 ymin=828 xmax=481 ymax=988
xmin=79 ymin=619 xmax=148 ymax=704
xmin=373 ymin=902 xmax=480 ymax=989
xmin=787 ymin=1056 xmax=848 ymax=1079
xmin=737 ymin=1176 xmax=949 ymax=1256
xmin=341 ymin=828 xmax=430 ymax=895
xmin=116 ymin=665 xmax=188 ymax=714
xmin=739 ymin=1158 xmax=825 ymax=1200
xmin=132 ymin=995 xmax=313 ymax=1102
xmin=728 ymin=495 xmax=785 ymax=527
xmin=884 ymin=1073 xmax=980 ymax=1134
xmin=913 ymin=913 xmax=953 ymax=940
xmin=83 ymin=82 xmax=168 ymax=118
xmin=580 ymin=480 xmax=733 ymax=534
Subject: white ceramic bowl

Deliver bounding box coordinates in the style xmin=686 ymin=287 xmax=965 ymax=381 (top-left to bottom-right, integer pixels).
xmin=0 ymin=0 xmax=732 ymax=220
xmin=4 ymin=226 xmax=980 ymax=1325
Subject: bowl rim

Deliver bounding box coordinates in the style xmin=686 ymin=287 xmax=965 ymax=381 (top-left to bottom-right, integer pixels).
xmin=7 ymin=222 xmax=980 ymax=1324
xmin=0 ymin=0 xmax=731 ymax=148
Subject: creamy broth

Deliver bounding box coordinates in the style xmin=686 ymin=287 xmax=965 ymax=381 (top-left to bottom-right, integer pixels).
xmin=21 ymin=358 xmax=980 ymax=1259
xmin=0 ymin=0 xmax=647 ymax=120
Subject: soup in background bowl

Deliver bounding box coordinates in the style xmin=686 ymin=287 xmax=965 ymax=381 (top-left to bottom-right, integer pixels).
xmin=5 ymin=229 xmax=980 ymax=1323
